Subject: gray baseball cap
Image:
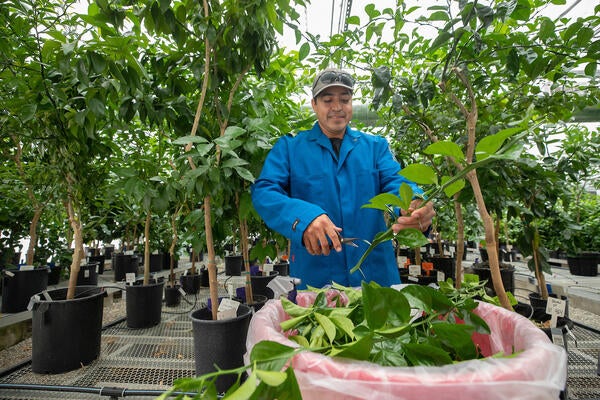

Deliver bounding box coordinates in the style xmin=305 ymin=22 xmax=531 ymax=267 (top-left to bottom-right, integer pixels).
xmin=311 ymin=68 xmax=355 ymax=98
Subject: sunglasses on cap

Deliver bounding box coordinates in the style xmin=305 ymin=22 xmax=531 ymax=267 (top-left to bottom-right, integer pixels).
xmin=312 ymin=71 xmax=355 ymax=91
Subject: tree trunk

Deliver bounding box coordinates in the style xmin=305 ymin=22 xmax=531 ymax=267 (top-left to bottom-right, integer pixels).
xmin=204 ymin=196 xmax=219 ymax=320
xmin=66 ymin=197 xmax=83 ymax=300
xmin=26 ymin=206 xmax=43 ymax=265
xmin=169 ymin=212 xmax=178 ymax=286
xmin=143 ymin=212 xmax=151 ymax=286
xmin=454 ymin=196 xmax=464 ymax=289
xmin=467 ymin=170 xmax=512 ymax=310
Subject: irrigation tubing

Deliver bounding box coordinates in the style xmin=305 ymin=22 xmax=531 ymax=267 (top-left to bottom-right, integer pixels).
xmin=0 ymin=383 xmax=197 ymax=399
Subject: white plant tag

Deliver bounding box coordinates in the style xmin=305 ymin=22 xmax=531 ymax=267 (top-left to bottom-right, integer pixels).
xmin=20 ymin=265 xmax=34 ymax=271
xmin=183 ymin=269 xmax=188 ymax=276
xmin=437 ymin=271 xmax=445 ymax=282
xmin=84 ymin=269 xmax=90 ymax=278
xmin=397 ymin=256 xmax=408 ymax=266
xmin=27 ymin=294 xmax=40 ymax=311
xmin=217 ymin=298 xmax=240 ymax=320
xmin=178 ymin=287 xmax=186 ymax=296
xmin=125 ymin=273 xmax=136 ymax=285
xmin=408 ymin=276 xmax=419 ymax=283
xmin=263 ymin=263 xmax=274 ymax=274
xmin=5 ymin=270 xmax=15 ymax=277
xmin=408 ymin=264 xmax=421 ymax=276
xmin=95 ymin=264 xmax=99 ymax=273
xmin=41 ymin=290 xmax=52 ymax=301
xmin=450 ymin=245 xmax=456 ymax=254
xmin=546 ymin=297 xmax=566 ymax=318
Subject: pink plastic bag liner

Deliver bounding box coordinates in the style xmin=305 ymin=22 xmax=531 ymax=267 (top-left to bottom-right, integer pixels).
xmin=246 ymin=293 xmax=567 ymax=400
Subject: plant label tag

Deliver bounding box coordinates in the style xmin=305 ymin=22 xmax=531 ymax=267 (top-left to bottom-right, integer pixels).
xmin=125 ymin=250 xmax=134 ymax=255
xmin=437 ymin=271 xmax=445 ymax=282
xmin=178 ymin=287 xmax=186 ymax=296
xmin=217 ymin=298 xmax=240 ymax=320
xmin=450 ymin=245 xmax=456 ymax=254
xmin=126 ymin=273 xmax=136 ymax=285
xmin=84 ymin=269 xmax=90 ymax=278
xmin=546 ymin=297 xmax=566 ymax=318
xmin=550 ymin=328 xmax=565 ymax=349
xmin=41 ymin=290 xmax=52 ymax=301
xmin=408 ymin=264 xmax=421 ymax=276
xmin=20 ymin=265 xmax=34 ymax=271
xmin=4 ymin=270 xmax=15 ymax=277
xmin=550 ymin=313 xmax=558 ymax=328
xmin=183 ymin=269 xmax=188 ymax=276
xmin=263 ymin=263 xmax=274 ymax=274
xmin=27 ymin=295 xmax=40 ymax=311
xmin=408 ymin=276 xmax=419 ymax=283
xmin=397 ymin=256 xmax=407 ymax=266
xmin=95 ymin=265 xmax=99 ymax=273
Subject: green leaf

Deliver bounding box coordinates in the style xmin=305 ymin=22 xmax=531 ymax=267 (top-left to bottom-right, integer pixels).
xmin=398 ymin=164 xmax=438 ymax=185
xmin=329 ymin=315 xmax=356 ymax=339
xmin=399 ymin=183 xmax=414 ymax=211
xmin=233 ymin=166 xmax=255 ymax=183
xmin=328 ymin=333 xmax=373 ymax=360
xmin=362 ymin=281 xmax=411 ymax=329
xmin=441 ymin=176 xmax=465 ymax=198
xmin=172 ymin=135 xmax=209 ymax=145
xmin=394 ymin=228 xmax=429 ymax=248
xmin=346 ymin=15 xmax=360 ymax=25
xmin=428 ymin=30 xmax=452 ymax=53
xmin=361 ymin=193 xmax=405 ymax=212
xmin=255 ymin=369 xmax=287 ymax=387
xmin=403 ymin=343 xmax=454 ymax=366
xmin=314 ymin=312 xmax=337 ymax=343
xmin=475 ymin=126 xmax=525 ymax=160
xmin=424 ymin=141 xmax=465 ymax=163
xmin=430 ymin=321 xmax=477 ymax=360
xmin=281 ymin=297 xmax=312 ymax=317
xmin=298 ymin=43 xmax=310 ymax=61
xmin=226 ymin=371 xmax=257 ymax=400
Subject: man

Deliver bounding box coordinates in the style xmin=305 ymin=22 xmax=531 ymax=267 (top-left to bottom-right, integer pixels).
xmin=251 ymin=68 xmax=435 ymax=289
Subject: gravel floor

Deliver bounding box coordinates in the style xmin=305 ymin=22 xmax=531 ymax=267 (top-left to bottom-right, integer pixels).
xmin=1 ymin=298 xmax=599 ymax=373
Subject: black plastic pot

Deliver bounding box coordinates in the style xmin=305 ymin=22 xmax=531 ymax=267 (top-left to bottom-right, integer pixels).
xmin=273 ymin=262 xmax=290 ymax=276
xmin=31 ymin=286 xmax=105 ymax=374
xmin=125 ymin=279 xmax=165 ymax=328
xmin=429 ymin=255 xmax=455 ymax=281
xmin=112 ymin=254 xmax=138 ymax=282
xmin=103 ymin=245 xmax=114 ymax=260
xmin=251 ymin=271 xmax=279 ymax=298
xmin=531 ymin=308 xmax=574 ymax=344
xmin=200 ymin=268 xmax=210 ymax=287
xmin=1 ymin=268 xmax=49 ymax=313
xmin=529 ymin=293 xmax=569 ymax=318
xmin=76 ymin=263 xmax=99 ymax=286
xmin=47 ymin=265 xmax=64 ymax=285
xmin=513 ymin=302 xmax=534 ymax=319
xmin=225 ymin=255 xmax=243 ymax=276
xmin=400 ymin=270 xmax=439 ymax=285
xmin=472 ymin=264 xmax=515 ymax=295
xmin=567 ymin=253 xmax=599 ymax=277
xmin=180 ymin=273 xmax=202 ymax=294
xmin=150 ymin=253 xmax=168 ymax=272
xmin=88 ymin=255 xmax=105 ymax=274
xmin=190 ymin=304 xmax=252 ymax=393
xmin=164 ymin=285 xmax=181 ymax=307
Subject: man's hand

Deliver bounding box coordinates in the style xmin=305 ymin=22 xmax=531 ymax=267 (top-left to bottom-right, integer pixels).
xmin=393 ymin=200 xmax=436 ymax=234
xmin=303 ymin=214 xmax=343 ymax=256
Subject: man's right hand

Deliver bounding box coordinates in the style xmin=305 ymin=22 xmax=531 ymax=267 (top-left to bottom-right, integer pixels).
xmin=303 ymin=214 xmax=343 ymax=256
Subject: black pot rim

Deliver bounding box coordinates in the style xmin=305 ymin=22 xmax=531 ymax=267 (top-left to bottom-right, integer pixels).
xmin=31 ymin=285 xmax=105 ymax=305
xmin=190 ymin=304 xmax=252 ymax=324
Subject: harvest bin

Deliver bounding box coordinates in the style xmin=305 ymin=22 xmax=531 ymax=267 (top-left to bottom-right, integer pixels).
xmin=246 ymin=293 xmax=567 ymax=400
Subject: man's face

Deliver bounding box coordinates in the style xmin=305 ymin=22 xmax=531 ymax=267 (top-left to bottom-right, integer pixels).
xmin=311 ymin=86 xmax=353 ymax=138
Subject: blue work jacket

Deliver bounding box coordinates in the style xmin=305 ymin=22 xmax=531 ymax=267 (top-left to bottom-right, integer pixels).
xmin=251 ymin=122 xmax=422 ymax=289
